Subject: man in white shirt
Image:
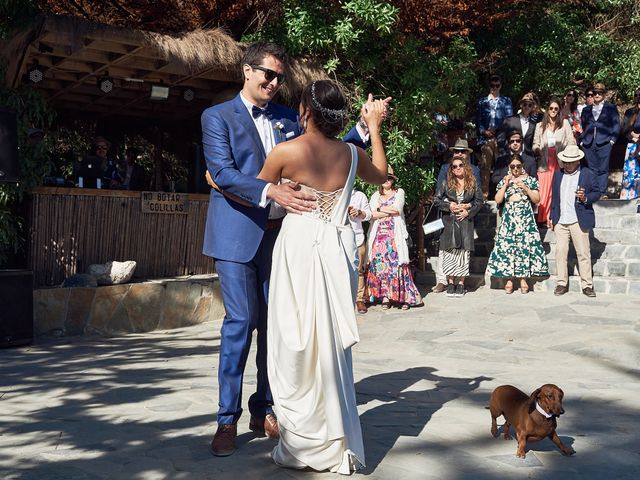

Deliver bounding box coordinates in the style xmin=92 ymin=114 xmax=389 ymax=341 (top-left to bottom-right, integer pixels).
xmin=549 ymin=145 xmax=599 ymax=297
xmin=348 ymin=190 xmax=373 ymax=313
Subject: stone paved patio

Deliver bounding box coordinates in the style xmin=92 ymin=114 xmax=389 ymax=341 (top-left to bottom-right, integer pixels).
xmin=1 ymin=287 xmax=639 ymax=479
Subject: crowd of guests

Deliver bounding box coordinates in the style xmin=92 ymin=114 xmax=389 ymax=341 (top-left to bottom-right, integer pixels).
xmin=425 ymin=76 xmax=640 ymax=299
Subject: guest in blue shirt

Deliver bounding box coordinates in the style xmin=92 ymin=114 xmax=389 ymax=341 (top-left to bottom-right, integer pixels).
xmin=476 ymin=75 xmax=513 ymax=198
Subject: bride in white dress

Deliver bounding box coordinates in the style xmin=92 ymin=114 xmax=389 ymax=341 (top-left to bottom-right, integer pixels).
xmin=258 ymin=81 xmax=388 ymax=474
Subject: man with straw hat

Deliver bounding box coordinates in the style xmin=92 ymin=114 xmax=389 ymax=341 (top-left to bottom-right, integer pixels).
xmin=550 ymin=145 xmax=599 ymax=297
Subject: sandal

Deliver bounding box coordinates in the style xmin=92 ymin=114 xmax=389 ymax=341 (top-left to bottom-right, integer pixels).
xmin=381 ymin=301 xmax=390 ymax=310
xmin=505 ymin=280 xmax=514 ymax=294
xmin=401 ymin=303 xmax=410 ymax=310
xmin=520 ymin=280 xmax=529 ymax=294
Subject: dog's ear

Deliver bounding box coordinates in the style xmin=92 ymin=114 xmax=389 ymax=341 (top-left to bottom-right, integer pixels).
xmin=527 ymin=387 xmax=542 ymax=413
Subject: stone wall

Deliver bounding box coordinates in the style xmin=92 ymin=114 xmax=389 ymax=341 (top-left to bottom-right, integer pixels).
xmin=33 ymin=276 xmax=224 ymax=337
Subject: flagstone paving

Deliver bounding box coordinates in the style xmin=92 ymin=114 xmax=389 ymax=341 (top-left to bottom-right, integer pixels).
xmin=1 ymin=287 xmax=639 ymax=479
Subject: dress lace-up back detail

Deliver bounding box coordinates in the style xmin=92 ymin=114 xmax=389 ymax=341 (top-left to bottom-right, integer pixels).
xmin=299 ymin=186 xmax=344 ymax=222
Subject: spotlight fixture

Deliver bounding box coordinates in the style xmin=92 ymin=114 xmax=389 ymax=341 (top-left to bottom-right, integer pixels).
xmin=27 ymin=61 xmax=44 ymax=84
xmin=97 ymin=73 xmax=114 ymax=93
xmin=183 ymin=88 xmax=195 ymax=102
xmin=150 ymin=84 xmax=170 ymax=101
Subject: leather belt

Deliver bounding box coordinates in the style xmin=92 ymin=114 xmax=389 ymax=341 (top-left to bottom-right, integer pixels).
xmin=266 ymin=218 xmax=284 ymax=230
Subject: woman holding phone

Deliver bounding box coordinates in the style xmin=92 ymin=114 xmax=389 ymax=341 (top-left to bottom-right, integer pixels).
xmin=487 ymin=154 xmax=549 ymax=293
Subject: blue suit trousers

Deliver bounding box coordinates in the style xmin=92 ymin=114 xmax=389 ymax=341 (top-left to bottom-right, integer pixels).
xmin=214 ymin=228 xmax=279 ymax=425
xmin=583 ymin=143 xmax=612 ymax=195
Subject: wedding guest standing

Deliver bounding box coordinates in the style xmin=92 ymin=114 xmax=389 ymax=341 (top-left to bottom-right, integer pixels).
xmin=499 ymin=92 xmax=540 ymax=156
xmin=533 ymin=98 xmax=576 ymax=225
xmin=487 ymin=154 xmax=548 ymax=293
xmin=366 ymin=167 xmax=422 ymax=310
xmin=433 ymin=153 xmax=483 ymax=297
xmin=561 ymin=89 xmax=583 ymax=140
xmin=476 ymin=75 xmax=513 ymax=198
xmin=580 ymin=82 xmax=620 ymax=198
xmin=348 ymin=189 xmax=372 ymax=313
xmin=620 ymin=89 xmax=640 ymax=199
xmin=550 ymin=145 xmax=599 ymax=297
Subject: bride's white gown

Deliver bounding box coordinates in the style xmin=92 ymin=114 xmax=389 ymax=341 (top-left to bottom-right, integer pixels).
xmin=267 ymin=143 xmax=365 ymax=474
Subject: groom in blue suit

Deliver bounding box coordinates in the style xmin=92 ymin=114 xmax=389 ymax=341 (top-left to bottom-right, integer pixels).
xmin=202 ymin=42 xmax=369 ymax=456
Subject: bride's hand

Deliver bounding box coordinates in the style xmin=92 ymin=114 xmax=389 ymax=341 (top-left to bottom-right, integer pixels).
xmin=361 ymin=95 xmax=387 ymax=132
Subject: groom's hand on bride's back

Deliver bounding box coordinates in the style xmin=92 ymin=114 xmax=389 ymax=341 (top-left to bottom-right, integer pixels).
xmin=267 ymin=182 xmax=316 ymax=214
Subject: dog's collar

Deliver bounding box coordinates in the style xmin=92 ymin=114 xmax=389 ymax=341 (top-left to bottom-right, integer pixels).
xmin=536 ymin=402 xmax=554 ymax=418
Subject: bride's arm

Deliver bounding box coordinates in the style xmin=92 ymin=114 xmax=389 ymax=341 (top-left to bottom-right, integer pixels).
xmin=258 ymin=143 xmax=315 ymax=214
xmin=356 ymin=100 xmax=387 ymax=185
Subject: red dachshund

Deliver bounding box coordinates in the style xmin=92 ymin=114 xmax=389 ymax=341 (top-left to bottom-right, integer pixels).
xmin=489 ymin=384 xmax=576 ymax=458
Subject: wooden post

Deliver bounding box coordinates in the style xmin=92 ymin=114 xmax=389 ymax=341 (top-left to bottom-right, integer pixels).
xmin=417 ymin=202 xmax=425 ymax=271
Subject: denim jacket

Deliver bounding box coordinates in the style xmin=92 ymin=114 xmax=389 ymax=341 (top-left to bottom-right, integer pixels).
xmin=476 ymin=95 xmax=513 ymax=145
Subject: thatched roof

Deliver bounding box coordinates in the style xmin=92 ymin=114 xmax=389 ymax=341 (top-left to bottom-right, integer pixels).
xmin=1 ymin=15 xmax=326 ymax=119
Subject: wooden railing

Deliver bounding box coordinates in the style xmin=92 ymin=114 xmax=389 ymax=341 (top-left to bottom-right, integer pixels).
xmin=29 ymin=187 xmax=215 ymax=286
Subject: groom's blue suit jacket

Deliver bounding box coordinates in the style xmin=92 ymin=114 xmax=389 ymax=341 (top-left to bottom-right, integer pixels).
xmin=202 ymin=93 xmax=365 ymax=263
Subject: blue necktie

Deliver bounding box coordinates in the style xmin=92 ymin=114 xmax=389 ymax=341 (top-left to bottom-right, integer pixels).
xmin=252 ymin=105 xmax=272 ymax=119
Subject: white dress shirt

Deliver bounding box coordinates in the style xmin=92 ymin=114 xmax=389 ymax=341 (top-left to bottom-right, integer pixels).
xmin=519 ymin=114 xmax=529 ymax=137
xmin=558 ymin=167 xmax=580 ymax=224
xmin=348 ymin=190 xmax=372 ymax=246
xmin=239 ymin=93 xmax=285 ymax=219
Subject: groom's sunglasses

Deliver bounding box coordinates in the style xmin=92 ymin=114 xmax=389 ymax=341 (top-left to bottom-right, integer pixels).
xmin=250 ymin=64 xmax=286 ymax=84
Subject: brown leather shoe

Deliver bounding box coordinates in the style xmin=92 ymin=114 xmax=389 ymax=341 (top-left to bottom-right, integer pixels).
xmin=582 ymin=287 xmax=596 ymax=297
xmin=356 ymin=301 xmax=368 ymax=314
xmin=249 ymin=413 xmax=280 ymax=439
xmin=554 ymin=285 xmax=568 ymax=296
xmin=210 ymin=424 xmax=236 ymax=457
xmin=431 ymin=283 xmax=447 ymax=293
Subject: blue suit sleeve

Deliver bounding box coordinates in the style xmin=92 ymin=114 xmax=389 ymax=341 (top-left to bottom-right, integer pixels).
xmin=342 ymin=125 xmax=368 ymax=149
xmin=610 ymin=105 xmax=621 ymax=141
xmin=201 ymin=108 xmax=267 ymax=206
xmin=584 ymin=169 xmax=600 ymax=206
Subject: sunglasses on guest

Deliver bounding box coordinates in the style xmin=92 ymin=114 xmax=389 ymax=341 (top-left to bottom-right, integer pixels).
xmin=509 ymin=138 xmax=522 ymax=144
xmin=509 ymin=164 xmax=523 ymax=170
xmin=96 ymin=145 xmax=108 ymax=150
xmin=585 ymin=92 xmax=594 ymax=97
xmin=521 ymin=102 xmax=534 ymax=107
xmin=451 ymin=163 xmax=464 ymax=169
xmin=250 ymin=64 xmax=286 ymax=84
xmin=593 ymin=90 xmax=604 ymax=95
xmin=548 ymin=106 xmax=559 ymax=111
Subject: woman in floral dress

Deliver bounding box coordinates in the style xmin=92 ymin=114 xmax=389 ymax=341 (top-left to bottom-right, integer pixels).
xmin=366 ymin=168 xmax=422 ymax=310
xmin=487 ymin=154 xmax=549 ymax=293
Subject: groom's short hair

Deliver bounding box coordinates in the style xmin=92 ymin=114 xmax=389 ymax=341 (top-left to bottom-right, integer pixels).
xmin=241 ymin=42 xmax=289 ymax=73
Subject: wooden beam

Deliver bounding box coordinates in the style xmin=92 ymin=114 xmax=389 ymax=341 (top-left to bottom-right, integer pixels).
xmin=49 ymin=44 xmax=145 ymax=101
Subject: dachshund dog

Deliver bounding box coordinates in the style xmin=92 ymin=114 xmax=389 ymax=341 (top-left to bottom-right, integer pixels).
xmin=489 ymin=384 xmax=575 ymax=458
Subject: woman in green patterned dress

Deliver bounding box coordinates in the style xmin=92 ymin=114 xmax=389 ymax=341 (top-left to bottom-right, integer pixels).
xmin=487 ymin=154 xmax=549 ymax=293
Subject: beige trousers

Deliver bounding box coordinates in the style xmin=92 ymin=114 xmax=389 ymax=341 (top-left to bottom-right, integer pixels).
xmin=357 ymin=242 xmax=367 ymax=302
xmin=480 ymin=138 xmax=499 ymax=195
xmin=554 ymin=222 xmax=593 ymax=289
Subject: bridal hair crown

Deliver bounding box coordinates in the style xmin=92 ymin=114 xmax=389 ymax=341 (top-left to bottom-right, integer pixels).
xmin=311 ymin=81 xmax=348 ymax=123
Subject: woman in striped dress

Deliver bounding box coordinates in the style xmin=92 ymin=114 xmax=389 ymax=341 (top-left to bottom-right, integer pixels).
xmin=433 ymin=153 xmax=484 ymax=297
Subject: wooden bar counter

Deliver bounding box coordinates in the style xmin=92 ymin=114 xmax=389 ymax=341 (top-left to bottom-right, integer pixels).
xmin=29 ymin=187 xmax=215 ymax=287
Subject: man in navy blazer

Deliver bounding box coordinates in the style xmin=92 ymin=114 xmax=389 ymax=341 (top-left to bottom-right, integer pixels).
xmin=579 ymin=82 xmax=620 ymax=197
xmin=550 ymin=145 xmax=599 ymax=298
xmin=202 ymin=42 xmax=372 ymax=456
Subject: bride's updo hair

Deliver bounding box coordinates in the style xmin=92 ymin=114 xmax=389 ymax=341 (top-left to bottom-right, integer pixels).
xmin=300 ymin=80 xmax=349 ymax=137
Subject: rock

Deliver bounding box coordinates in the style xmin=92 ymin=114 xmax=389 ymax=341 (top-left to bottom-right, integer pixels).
xmin=87 ymin=261 xmax=137 ymax=285
xmin=62 ymin=273 xmax=98 ymax=288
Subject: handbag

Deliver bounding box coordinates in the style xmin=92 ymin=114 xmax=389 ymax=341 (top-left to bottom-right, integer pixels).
xmin=422 ymin=201 xmax=445 ymax=236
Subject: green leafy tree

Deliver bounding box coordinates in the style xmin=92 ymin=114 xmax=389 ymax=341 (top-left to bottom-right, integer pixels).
xmin=250 ymin=0 xmax=479 ymax=205
xmin=0 ymin=86 xmax=56 ymax=265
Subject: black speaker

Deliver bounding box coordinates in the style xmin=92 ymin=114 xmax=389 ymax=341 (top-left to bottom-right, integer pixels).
xmin=0 ymin=108 xmax=19 ymax=183
xmin=0 ymin=270 xmax=33 ymax=347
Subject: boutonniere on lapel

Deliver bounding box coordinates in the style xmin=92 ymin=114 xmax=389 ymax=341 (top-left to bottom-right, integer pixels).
xmin=274 ymin=121 xmax=285 ymax=141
